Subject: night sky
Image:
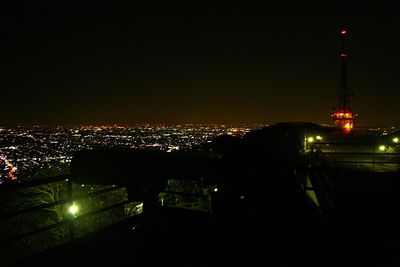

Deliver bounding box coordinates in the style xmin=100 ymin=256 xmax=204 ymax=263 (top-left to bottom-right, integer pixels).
xmin=1 ymin=1 xmax=399 ymax=126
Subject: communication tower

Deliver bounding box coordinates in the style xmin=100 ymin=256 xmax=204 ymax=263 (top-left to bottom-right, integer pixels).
xmin=331 ymin=29 xmax=357 ymax=134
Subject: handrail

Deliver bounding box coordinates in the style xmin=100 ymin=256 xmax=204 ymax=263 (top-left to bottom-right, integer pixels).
xmin=0 ymin=175 xmax=69 ymax=192
xmin=306 ymin=145 xmax=338 ymax=211
xmin=313 ymin=142 xmax=400 ymax=145
xmin=1 ymin=219 xmax=71 ymax=245
xmin=0 ymin=185 xmax=124 ymax=221
xmin=161 ymin=190 xmax=208 ymax=198
xmin=0 ymin=176 xmax=212 ymax=249
xmin=323 ymin=152 xmax=400 ymax=155
xmin=306 ymin=141 xmax=400 ymax=210
xmin=0 ymin=176 xmax=130 ymax=247
xmin=311 ymin=142 xmax=400 ymax=169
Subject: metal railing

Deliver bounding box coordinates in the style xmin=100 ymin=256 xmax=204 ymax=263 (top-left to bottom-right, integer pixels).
xmin=302 ymin=141 xmax=400 ymax=212
xmin=0 ymin=175 xmax=136 ymax=266
xmin=0 ymin=174 xmax=213 ymax=266
xmin=0 ymin=175 xmax=133 ymax=243
xmin=310 ymin=142 xmax=400 ymax=172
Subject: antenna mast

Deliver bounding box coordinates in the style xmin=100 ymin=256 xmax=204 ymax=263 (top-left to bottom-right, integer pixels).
xmin=331 ymin=29 xmax=356 ymax=134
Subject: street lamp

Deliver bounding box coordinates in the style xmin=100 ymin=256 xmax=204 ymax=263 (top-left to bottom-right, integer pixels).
xmin=68 ymin=203 xmax=79 ymax=216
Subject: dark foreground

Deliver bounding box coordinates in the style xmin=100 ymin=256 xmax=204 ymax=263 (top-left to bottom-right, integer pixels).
xmin=15 ymin=172 xmax=400 ymax=267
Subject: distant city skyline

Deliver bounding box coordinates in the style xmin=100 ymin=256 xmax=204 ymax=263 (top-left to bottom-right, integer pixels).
xmin=0 ymin=124 xmax=252 ymax=182
xmin=1 ymin=2 xmax=399 ymax=126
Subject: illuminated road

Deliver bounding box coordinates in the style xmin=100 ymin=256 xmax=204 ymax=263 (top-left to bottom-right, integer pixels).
xmin=0 ymin=155 xmax=17 ymax=180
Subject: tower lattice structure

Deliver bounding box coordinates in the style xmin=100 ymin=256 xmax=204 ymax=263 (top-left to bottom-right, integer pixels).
xmin=331 ymin=29 xmax=356 ymax=134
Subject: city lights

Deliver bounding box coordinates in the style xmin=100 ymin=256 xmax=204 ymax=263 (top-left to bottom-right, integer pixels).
xmin=0 ymin=125 xmax=256 ymax=183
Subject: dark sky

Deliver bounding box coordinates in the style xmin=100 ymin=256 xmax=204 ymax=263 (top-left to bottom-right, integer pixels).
xmin=1 ymin=1 xmax=399 ymax=126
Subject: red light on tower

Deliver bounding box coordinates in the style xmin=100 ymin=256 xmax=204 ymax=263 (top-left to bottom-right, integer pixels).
xmin=341 ymin=29 xmax=348 ymax=35
xmin=331 ymin=109 xmax=354 ymax=134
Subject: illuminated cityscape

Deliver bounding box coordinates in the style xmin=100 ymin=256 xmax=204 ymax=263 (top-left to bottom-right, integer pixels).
xmin=0 ymin=124 xmax=256 ymax=183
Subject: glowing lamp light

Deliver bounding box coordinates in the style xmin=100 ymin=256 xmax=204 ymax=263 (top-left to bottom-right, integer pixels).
xmin=307 ymin=137 xmax=314 ymax=143
xmin=393 ymin=137 xmax=399 ymax=143
xmin=341 ymin=29 xmax=347 ymax=35
xmin=213 ymin=187 xmax=218 ymax=192
xmin=378 ymin=145 xmax=386 ymax=152
xmin=316 ymin=135 xmax=322 ymax=141
xmin=68 ymin=203 xmax=79 ymax=216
